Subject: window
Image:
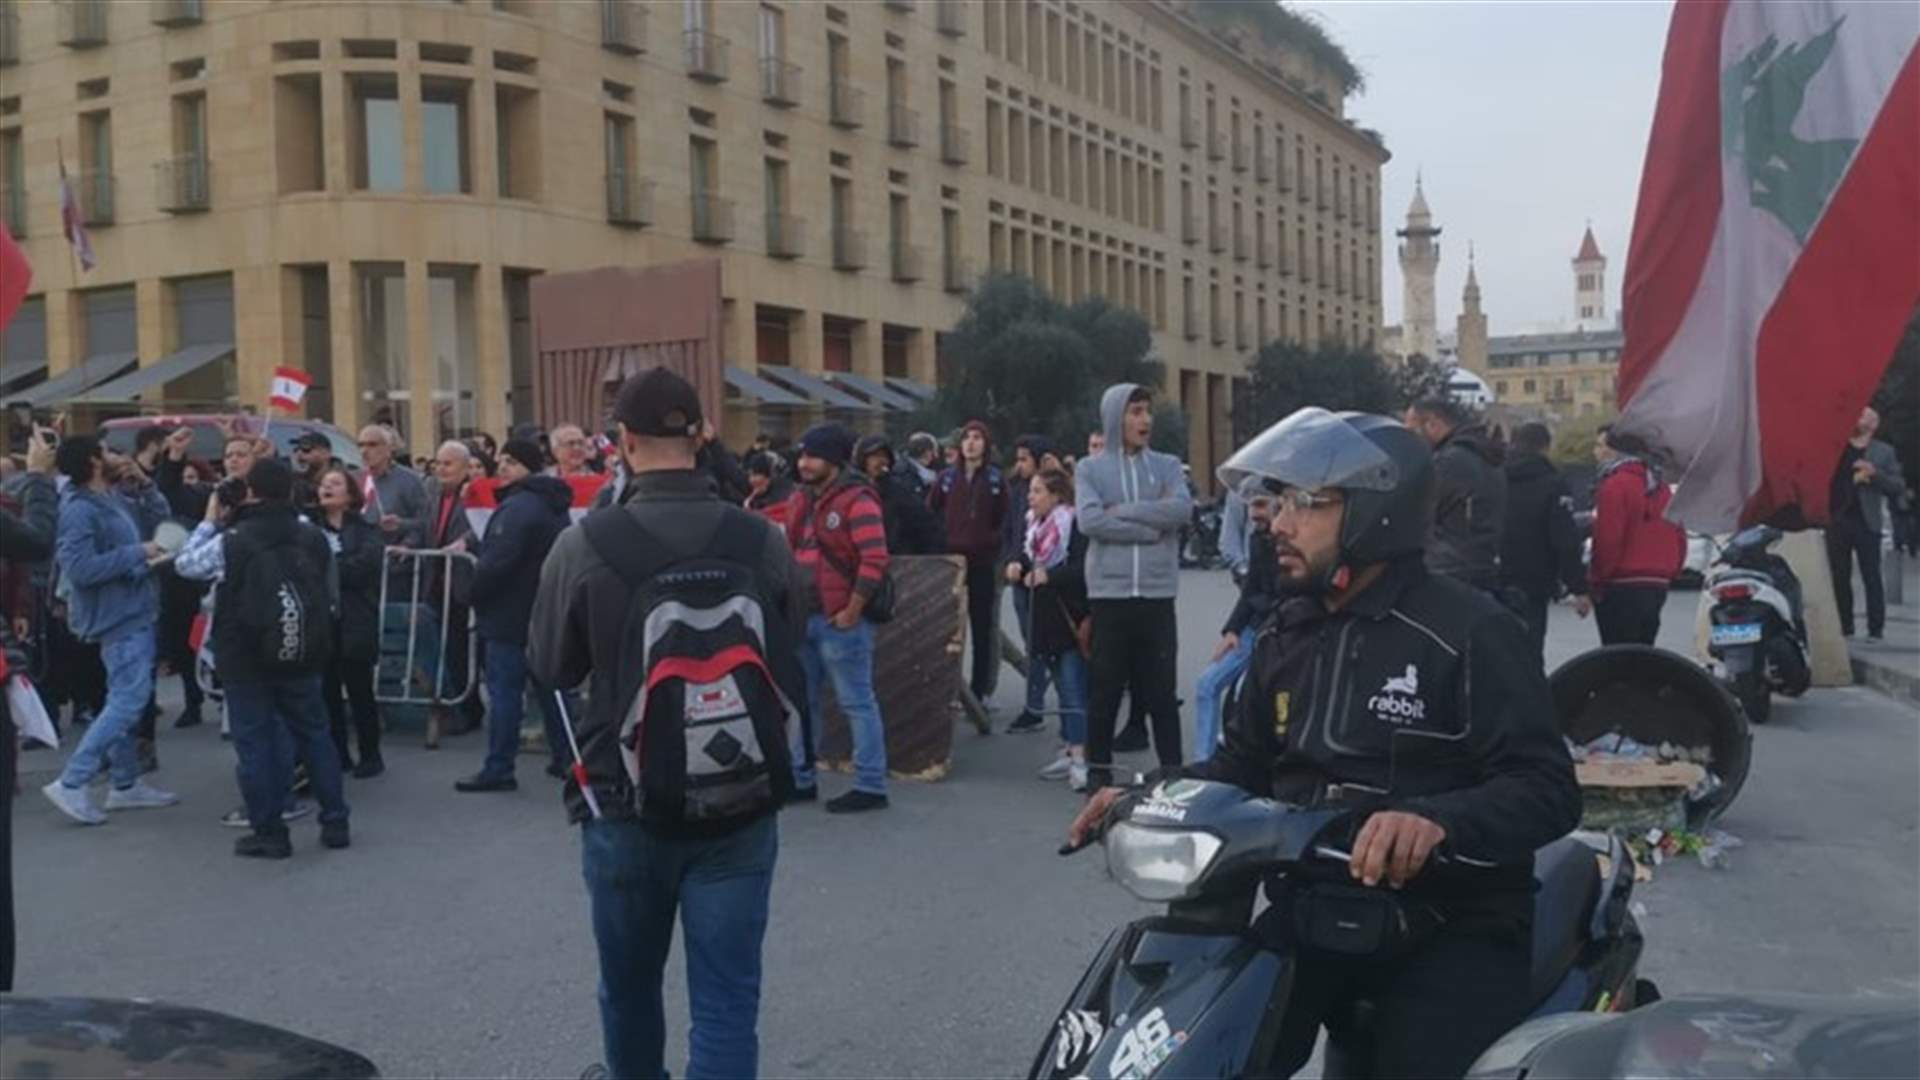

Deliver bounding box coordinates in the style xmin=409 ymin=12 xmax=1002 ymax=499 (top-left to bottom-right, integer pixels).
xmin=1523 ymin=378 xmax=1536 ymax=394
xmin=684 ymin=0 xmax=709 ymax=33
xmin=1 ymin=128 xmax=24 ymax=237
xmin=351 ymin=76 xmax=402 ymax=190
xmin=495 ymin=84 xmax=539 ymax=199
xmin=274 ymin=74 xmax=324 ymax=194
xmin=986 ymin=102 xmax=1003 ymax=178
xmin=759 ymin=4 xmax=784 ymax=59
xmin=421 ymin=78 xmax=471 ymax=194
xmin=78 ymin=109 xmax=112 ymax=222
xmin=428 ymin=265 xmax=478 ymax=443
xmin=356 ymin=263 xmax=410 ymax=439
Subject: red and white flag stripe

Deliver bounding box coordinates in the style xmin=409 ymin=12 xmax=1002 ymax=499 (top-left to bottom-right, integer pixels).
xmin=462 ymin=472 xmax=608 ymax=537
xmin=1616 ymin=0 xmax=1919 ymax=532
xmin=268 ymin=366 xmax=313 ymax=412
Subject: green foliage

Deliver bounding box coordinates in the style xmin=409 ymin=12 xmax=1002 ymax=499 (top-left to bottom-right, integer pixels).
xmin=1548 ymin=408 xmax=1618 ymax=470
xmin=916 ymin=273 xmax=1164 ymax=454
xmin=1392 ymin=354 xmax=1459 ymax=409
xmin=1188 ymin=1 xmax=1365 ymax=96
xmin=1233 ymin=339 xmax=1398 ymax=442
xmin=1873 ymin=307 xmax=1919 ymax=485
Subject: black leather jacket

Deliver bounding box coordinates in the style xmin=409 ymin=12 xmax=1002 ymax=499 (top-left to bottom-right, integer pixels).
xmin=1183 ymin=559 xmax=1579 ymax=917
xmin=1425 ymin=425 xmax=1508 ymax=590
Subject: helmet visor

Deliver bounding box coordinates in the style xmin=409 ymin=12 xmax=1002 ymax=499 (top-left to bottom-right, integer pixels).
xmin=1216 ymin=407 xmax=1401 ymax=497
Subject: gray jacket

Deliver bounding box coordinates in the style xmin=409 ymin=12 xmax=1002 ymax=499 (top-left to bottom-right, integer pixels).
xmin=361 ymin=463 xmax=428 ymax=547
xmin=1074 ymin=383 xmax=1193 ymax=600
xmin=1855 ymin=439 xmax=1907 ymax=536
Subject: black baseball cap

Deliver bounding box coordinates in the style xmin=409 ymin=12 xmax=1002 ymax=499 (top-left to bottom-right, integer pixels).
xmin=292 ymin=431 xmax=330 ymax=450
xmin=614 ymin=367 xmax=704 ymax=438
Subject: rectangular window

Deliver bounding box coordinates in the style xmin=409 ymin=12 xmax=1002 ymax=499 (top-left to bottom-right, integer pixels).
xmin=421 ymin=78 xmax=471 ymax=194
xmin=356 ymin=262 xmax=410 ymax=439
xmin=1008 ymin=111 xmax=1026 ymax=185
xmin=274 ymin=74 xmax=325 ymax=195
xmin=1 ymin=128 xmax=24 ymax=237
xmin=759 ymin=4 xmax=784 ymax=60
xmin=495 ymin=84 xmax=539 ymax=199
xmin=984 ymin=0 xmax=1002 ymax=55
xmin=1029 ymin=119 xmax=1046 ymax=195
xmin=428 ymin=265 xmax=478 ymax=443
xmin=986 ymin=102 xmax=1004 ymax=178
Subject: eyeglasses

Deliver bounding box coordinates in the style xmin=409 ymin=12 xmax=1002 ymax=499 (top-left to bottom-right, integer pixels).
xmin=1273 ymin=488 xmax=1344 ymax=517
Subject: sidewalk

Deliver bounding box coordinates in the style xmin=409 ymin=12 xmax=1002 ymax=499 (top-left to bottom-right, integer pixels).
xmin=1848 ymin=550 xmax=1920 ymax=706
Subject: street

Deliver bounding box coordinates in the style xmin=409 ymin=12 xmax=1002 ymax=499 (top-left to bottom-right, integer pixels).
xmin=12 ymin=571 xmax=1920 ymax=1079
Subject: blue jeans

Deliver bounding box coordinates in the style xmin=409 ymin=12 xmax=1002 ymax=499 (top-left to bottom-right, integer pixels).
xmin=59 ymin=627 xmax=154 ymax=790
xmin=1193 ymin=632 xmax=1256 ymax=763
xmin=479 ymin=637 xmax=572 ymax=779
xmin=1039 ymin=648 xmax=1088 ymax=745
xmin=1011 ymin=584 xmax=1051 ymax=714
xmin=792 ymin=615 xmax=886 ymax=795
xmin=582 ymin=815 xmax=777 ymax=1080
xmin=225 ymin=674 xmax=350 ymax=834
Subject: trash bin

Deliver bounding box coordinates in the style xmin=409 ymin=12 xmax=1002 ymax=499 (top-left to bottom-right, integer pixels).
xmin=1550 ymin=645 xmax=1753 ymax=827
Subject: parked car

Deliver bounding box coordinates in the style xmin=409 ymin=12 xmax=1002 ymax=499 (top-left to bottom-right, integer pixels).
xmin=100 ymin=414 xmax=362 ymax=474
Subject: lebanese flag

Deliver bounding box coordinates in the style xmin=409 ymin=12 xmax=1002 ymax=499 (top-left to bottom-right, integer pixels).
xmin=463 ymin=472 xmax=608 ymax=537
xmin=1615 ymin=1 xmax=1920 ymax=532
xmin=58 ymin=161 xmax=95 ymax=273
xmin=268 ymin=366 xmax=313 ymax=412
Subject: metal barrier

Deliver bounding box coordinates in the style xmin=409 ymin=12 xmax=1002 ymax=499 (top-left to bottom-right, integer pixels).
xmin=376 ymin=547 xmax=478 ymax=707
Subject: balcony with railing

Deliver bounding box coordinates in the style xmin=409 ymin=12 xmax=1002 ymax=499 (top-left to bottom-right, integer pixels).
xmin=1254 ymin=150 xmax=1272 ymax=183
xmin=58 ymin=0 xmax=109 ymax=47
xmin=601 ymin=0 xmax=646 ymax=55
xmin=1207 ymin=131 xmax=1227 ymax=162
xmin=936 ymin=0 xmax=966 ymax=36
xmin=1179 ymin=114 xmax=1200 ymax=150
xmin=891 ymin=243 xmax=924 ymax=283
xmin=887 ymin=103 xmax=920 ymax=148
xmin=1181 ymin=208 xmax=1200 ymax=246
xmin=683 ymin=29 xmax=729 ymax=82
xmin=691 ymin=190 xmax=734 ymax=241
xmin=0 ymin=7 xmax=16 ymax=66
xmin=765 ymin=213 xmax=805 ymax=258
xmin=760 ymin=57 xmax=801 ymax=106
xmin=76 ymin=170 xmax=114 ymax=225
xmin=1231 ymin=139 xmax=1249 ymax=173
xmin=151 ymin=0 xmax=203 ymax=28
xmin=606 ymin=172 xmax=653 ymax=226
xmin=155 ymin=155 xmax=210 ymax=213
xmin=939 ymin=122 xmax=970 ymax=165
xmin=1209 ymin=220 xmax=1228 ymax=254
xmin=944 ymin=250 xmax=974 ymax=293
xmin=833 ymin=225 xmax=867 ymax=271
xmin=1 ymin=185 xmax=23 ymax=238
xmin=830 ymin=81 xmax=865 ymax=128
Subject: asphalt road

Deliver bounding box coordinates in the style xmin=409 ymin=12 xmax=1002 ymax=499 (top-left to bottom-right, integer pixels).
xmin=12 ymin=573 xmax=1919 ymax=1078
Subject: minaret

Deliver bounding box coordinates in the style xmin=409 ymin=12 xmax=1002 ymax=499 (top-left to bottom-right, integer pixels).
xmin=1573 ymin=224 xmax=1607 ymax=330
xmin=1456 ymin=242 xmax=1488 ymax=375
xmin=1396 ymin=173 xmax=1441 ymax=361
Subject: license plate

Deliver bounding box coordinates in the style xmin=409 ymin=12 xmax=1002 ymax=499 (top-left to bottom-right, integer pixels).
xmin=1711 ymin=623 xmax=1763 ymax=645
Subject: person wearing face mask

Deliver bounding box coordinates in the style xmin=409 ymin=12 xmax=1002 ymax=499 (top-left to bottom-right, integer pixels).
xmin=1069 ymin=407 xmax=1579 ymax=1080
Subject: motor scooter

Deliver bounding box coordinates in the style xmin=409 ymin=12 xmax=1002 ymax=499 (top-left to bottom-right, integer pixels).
xmin=1704 ymin=525 xmax=1810 ymax=725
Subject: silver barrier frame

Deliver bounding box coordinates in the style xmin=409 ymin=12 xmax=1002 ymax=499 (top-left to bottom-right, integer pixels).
xmin=376 ymin=546 xmax=480 ymax=706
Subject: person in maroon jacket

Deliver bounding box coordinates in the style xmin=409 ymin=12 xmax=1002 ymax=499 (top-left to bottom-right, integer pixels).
xmin=784 ymin=424 xmax=892 ymax=814
xmin=931 ymin=419 xmax=1007 ymax=702
xmin=1589 ymin=426 xmax=1685 ymax=645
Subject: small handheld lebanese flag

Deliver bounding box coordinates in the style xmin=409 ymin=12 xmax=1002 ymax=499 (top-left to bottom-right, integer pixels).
xmin=268 ymin=366 xmax=313 ymax=413
xmin=1615 ymin=1 xmax=1919 ymax=531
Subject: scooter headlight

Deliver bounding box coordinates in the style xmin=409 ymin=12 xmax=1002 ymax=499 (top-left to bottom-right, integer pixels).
xmin=1105 ymin=822 xmax=1224 ymax=902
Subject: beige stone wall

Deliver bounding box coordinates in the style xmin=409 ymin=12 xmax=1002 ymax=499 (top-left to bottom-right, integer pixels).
xmin=1486 ymin=361 xmax=1619 ymax=419
xmin=0 ymin=0 xmax=1386 ymax=482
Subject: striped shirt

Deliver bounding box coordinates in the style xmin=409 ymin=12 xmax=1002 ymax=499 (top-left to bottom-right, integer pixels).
xmin=785 ymin=478 xmax=890 ymax=617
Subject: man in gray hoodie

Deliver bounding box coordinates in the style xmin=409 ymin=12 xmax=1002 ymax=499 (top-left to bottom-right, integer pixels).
xmin=1075 ymin=383 xmax=1193 ymax=785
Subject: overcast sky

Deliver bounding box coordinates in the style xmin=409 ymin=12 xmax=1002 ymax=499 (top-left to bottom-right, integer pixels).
xmin=1299 ymin=1 xmax=1674 ymax=334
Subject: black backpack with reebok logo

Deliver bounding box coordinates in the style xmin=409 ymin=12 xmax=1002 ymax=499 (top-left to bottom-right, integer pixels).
xmin=580 ymin=506 xmax=798 ymax=825
xmin=232 ymin=526 xmax=332 ymax=676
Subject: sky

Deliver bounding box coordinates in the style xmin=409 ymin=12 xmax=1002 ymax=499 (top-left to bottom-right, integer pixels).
xmin=1299 ymin=1 xmax=1674 ymax=335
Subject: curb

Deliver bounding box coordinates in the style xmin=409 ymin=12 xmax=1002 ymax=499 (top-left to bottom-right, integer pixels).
xmin=1850 ymin=652 xmax=1920 ymax=708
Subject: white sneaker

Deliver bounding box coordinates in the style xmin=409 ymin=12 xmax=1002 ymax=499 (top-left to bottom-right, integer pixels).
xmin=1068 ymin=762 xmax=1090 ymax=792
xmin=42 ymin=780 xmax=107 ymax=826
xmin=1038 ymin=752 xmax=1074 ymax=780
xmin=105 ymin=781 xmax=181 ymax=811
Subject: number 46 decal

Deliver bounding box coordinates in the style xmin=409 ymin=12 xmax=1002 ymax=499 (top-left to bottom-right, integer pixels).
xmin=1107 ymin=1007 xmax=1186 ymax=1079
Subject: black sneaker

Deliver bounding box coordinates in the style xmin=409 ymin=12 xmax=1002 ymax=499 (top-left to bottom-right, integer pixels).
xmin=174 ymin=706 xmax=204 ymax=729
xmin=1113 ymin=726 xmax=1150 ymax=753
xmin=235 ymin=832 xmax=293 ymax=859
xmin=788 ymin=786 xmax=819 ymax=803
xmin=826 ymin=790 xmax=889 ymax=814
xmin=545 ymin=761 xmax=568 ymax=780
xmin=455 ymin=774 xmax=518 ymax=793
xmin=320 ymin=821 xmax=351 ymax=849
xmin=1006 ymin=711 xmax=1045 ymax=734
xmin=352 ymin=757 xmax=386 ymax=780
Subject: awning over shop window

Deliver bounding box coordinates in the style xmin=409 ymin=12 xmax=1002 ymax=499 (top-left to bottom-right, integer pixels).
xmin=68 ymin=343 xmax=235 ymax=405
xmin=886 ymin=376 xmax=936 ymax=402
xmin=724 ymin=365 xmax=809 ymax=407
xmin=10 ymin=352 xmax=139 ymax=408
xmin=756 ymin=366 xmax=873 ymax=411
xmin=826 ymin=371 xmax=918 ymax=412
xmin=0 ymin=357 xmax=48 ymax=398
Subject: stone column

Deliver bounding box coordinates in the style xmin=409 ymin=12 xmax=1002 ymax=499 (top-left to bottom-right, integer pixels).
xmin=327 ymin=259 xmax=361 ymax=431
xmin=134 ymin=278 xmax=168 ymax=367
xmin=907 ymin=325 xmax=937 ymax=386
xmin=473 ymin=264 xmax=507 ymax=439
xmin=790 ymin=308 xmax=823 ymax=374
xmin=232 ymin=266 xmax=285 ymax=414
xmin=44 ymin=289 xmax=75 ymax=376
xmin=322 ymin=68 xmax=350 ymax=194
xmin=851 ymin=317 xmax=883 ymax=380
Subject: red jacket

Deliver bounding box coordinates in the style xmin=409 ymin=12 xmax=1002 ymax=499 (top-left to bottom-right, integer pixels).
xmin=785 ymin=478 xmax=890 ymax=617
xmin=1590 ymin=459 xmax=1685 ymax=591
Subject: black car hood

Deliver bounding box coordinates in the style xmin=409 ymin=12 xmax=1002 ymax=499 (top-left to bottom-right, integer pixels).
xmin=0 ymin=995 xmax=379 ymax=1078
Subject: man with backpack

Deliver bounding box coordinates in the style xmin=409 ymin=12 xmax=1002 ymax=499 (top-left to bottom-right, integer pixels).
xmin=784 ymin=424 xmax=892 ymax=814
xmin=529 ymin=368 xmax=805 ymax=1080
xmin=205 ymin=457 xmax=350 ymax=858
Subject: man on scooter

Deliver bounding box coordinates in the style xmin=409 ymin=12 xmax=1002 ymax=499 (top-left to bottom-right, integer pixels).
xmin=1070 ymin=407 xmax=1580 ymax=1079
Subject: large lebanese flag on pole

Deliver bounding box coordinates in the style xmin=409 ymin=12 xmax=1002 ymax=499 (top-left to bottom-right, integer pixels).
xmin=462 ymin=473 xmax=608 ymax=537
xmin=1615 ymin=0 xmax=1920 ymax=532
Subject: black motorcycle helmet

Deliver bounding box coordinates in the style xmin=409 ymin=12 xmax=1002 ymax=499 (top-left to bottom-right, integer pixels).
xmin=853 ymin=434 xmax=896 ymax=476
xmin=1216 ymin=407 xmax=1434 ymax=587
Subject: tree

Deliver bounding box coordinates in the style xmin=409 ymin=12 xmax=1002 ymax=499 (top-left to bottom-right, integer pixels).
xmin=1872 ymin=307 xmax=1919 ymax=487
xmin=914 ymin=273 xmax=1164 ymax=453
xmin=1392 ymin=354 xmax=1458 ymax=409
xmin=1233 ymin=340 xmax=1398 ymax=442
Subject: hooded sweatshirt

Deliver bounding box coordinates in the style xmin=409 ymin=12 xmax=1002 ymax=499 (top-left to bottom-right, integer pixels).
xmin=1074 ymin=383 xmax=1193 ymax=600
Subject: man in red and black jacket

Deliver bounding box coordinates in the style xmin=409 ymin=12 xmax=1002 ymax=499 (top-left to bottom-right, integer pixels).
xmin=783 ymin=423 xmax=893 ymax=814
xmin=931 ymin=419 xmax=1006 ymax=701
